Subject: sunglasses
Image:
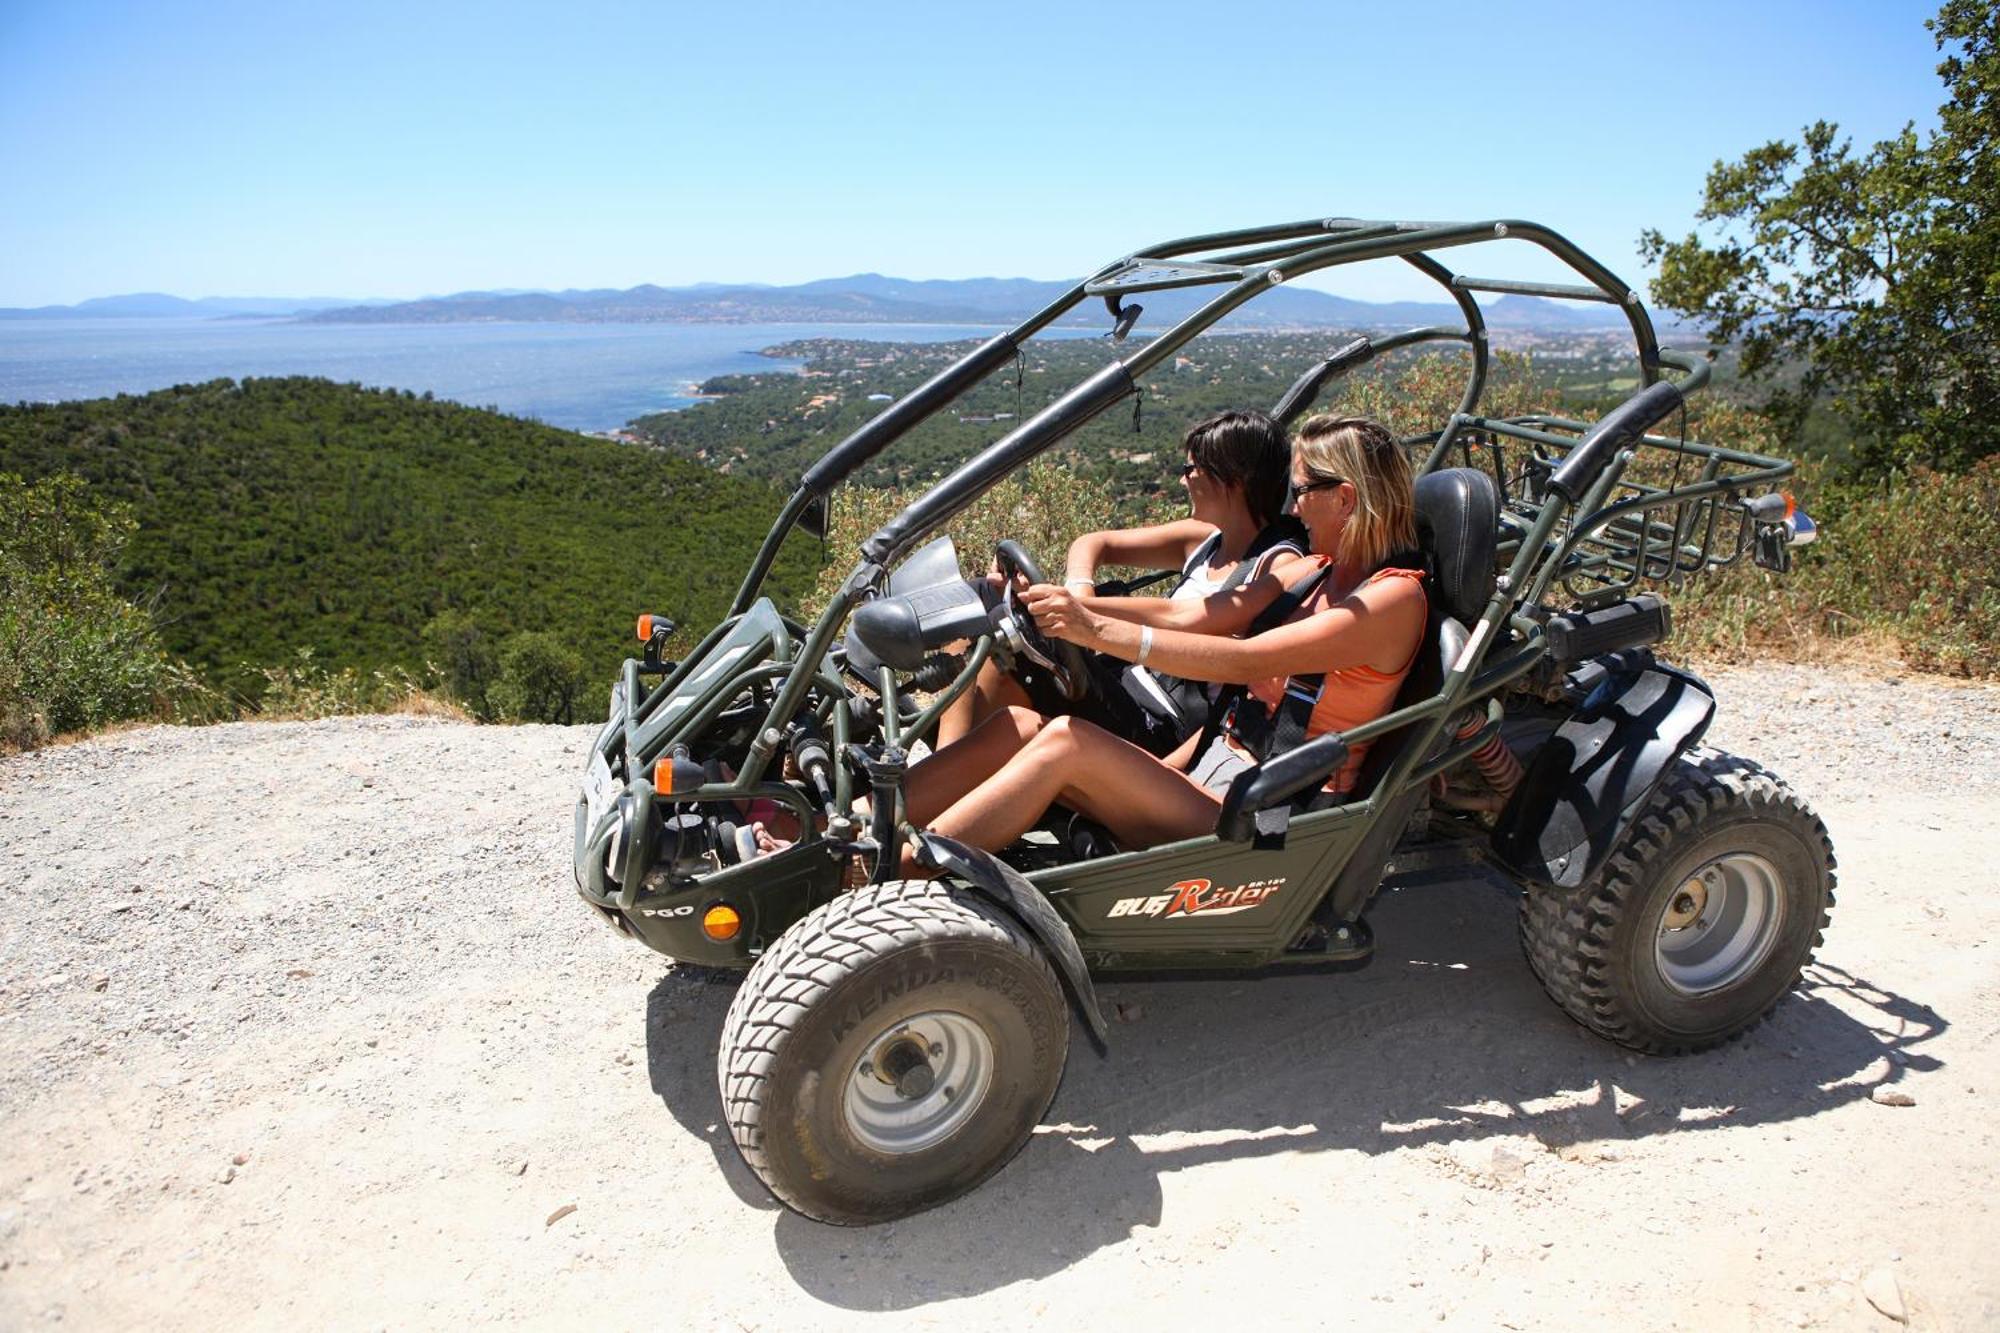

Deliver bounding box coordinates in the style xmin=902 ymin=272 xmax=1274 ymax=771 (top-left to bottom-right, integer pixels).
xmin=1177 ymin=462 xmax=1199 ymax=479
xmin=1291 ymin=476 xmax=1348 ymax=496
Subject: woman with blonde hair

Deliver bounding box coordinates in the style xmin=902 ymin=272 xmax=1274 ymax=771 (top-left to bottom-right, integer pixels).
xmin=896 ymin=414 xmax=1425 ymax=864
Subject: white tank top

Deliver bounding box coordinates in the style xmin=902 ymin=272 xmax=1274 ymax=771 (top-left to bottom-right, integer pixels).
xmin=1170 ymin=530 xmax=1301 ymax=602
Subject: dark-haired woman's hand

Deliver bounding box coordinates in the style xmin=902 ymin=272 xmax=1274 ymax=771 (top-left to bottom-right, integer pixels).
xmin=1022 ymin=583 xmax=1104 ymax=647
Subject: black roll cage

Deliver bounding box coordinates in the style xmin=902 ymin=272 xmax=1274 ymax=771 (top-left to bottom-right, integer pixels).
xmin=728 ymin=214 xmax=1700 ymax=610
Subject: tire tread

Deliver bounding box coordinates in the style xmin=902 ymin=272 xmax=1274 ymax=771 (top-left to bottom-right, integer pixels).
xmin=1518 ymin=747 xmax=1837 ymax=1055
xmin=717 ymin=879 xmax=1060 ymax=1219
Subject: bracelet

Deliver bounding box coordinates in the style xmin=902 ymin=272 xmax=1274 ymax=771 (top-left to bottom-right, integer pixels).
xmin=1064 ymin=577 xmax=1094 ymax=591
xmin=1137 ymin=625 xmax=1154 ymax=664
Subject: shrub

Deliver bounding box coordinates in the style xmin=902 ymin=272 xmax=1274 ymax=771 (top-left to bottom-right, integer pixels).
xmin=1672 ymin=457 xmax=2000 ymax=675
xmin=494 ymin=630 xmax=591 ymax=723
xmin=423 ymin=609 xmax=501 ymax=721
xmin=256 ymin=646 xmax=451 ymax=720
xmin=0 ymin=472 xmax=206 ymax=749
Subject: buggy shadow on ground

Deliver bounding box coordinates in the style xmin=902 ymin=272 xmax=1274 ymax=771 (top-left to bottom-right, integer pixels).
xmin=642 ymin=873 xmax=1945 ymax=1311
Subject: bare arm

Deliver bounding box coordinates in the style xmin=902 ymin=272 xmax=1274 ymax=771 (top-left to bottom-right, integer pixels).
xmin=1063 ymin=518 xmax=1215 ymax=586
xmin=1083 ymin=549 xmax=1320 ymax=633
xmin=1082 ymin=566 xmax=1290 ymax=634
xmin=1027 ymin=577 xmax=1426 ymax=684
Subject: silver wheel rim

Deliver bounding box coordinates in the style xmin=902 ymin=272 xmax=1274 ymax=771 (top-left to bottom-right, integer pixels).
xmin=843 ymin=1010 xmax=995 ymax=1155
xmin=1655 ymin=851 xmax=1786 ymax=995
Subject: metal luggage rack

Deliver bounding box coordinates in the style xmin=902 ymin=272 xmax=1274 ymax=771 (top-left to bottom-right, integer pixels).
xmin=1419 ymin=410 xmax=1798 ymax=609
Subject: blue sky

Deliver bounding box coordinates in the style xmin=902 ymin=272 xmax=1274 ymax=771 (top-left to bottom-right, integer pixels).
xmin=0 ymin=0 xmax=1952 ymax=306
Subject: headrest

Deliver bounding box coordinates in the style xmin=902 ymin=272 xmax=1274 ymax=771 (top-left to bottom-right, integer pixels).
xmin=1413 ymin=467 xmax=1499 ymax=625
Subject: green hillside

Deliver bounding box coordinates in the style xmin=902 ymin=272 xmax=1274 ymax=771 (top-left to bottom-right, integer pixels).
xmin=0 ymin=378 xmax=813 ymax=694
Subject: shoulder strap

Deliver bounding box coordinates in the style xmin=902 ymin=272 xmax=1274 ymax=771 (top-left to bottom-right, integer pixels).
xmin=1180 ymin=529 xmax=1223 ymax=581
xmin=1184 ymin=562 xmax=1333 ymax=771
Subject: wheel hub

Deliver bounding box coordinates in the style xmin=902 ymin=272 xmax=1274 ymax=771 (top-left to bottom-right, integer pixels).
xmin=844 ymin=1011 xmax=995 ymax=1154
xmin=1663 ymin=877 xmax=1710 ymax=930
xmin=1655 ymin=852 xmax=1785 ymax=995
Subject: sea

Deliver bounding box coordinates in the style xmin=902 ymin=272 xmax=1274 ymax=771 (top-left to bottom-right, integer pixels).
xmin=0 ymin=318 xmax=1040 ymax=433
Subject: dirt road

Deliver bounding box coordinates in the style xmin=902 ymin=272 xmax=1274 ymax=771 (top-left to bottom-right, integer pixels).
xmin=3 ymin=665 xmax=1996 ymax=1330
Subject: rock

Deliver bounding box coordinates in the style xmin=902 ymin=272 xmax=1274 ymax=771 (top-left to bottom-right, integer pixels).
xmin=217 ymin=1165 xmax=236 ymax=1185
xmin=231 ymin=1152 xmax=250 ymax=1167
xmin=89 ymin=976 xmax=109 ymax=993
xmin=545 ymin=1203 xmax=577 ymax=1227
xmin=1488 ymin=1144 xmax=1532 ymax=1184
xmin=363 ymin=1037 xmax=378 ymax=1049
xmin=1861 ymin=1266 xmax=1906 ymax=1323
xmin=514 ymin=1159 xmax=529 ymax=1177
xmin=1869 ymin=1086 xmax=1916 ymax=1107
xmin=1114 ymin=1001 xmax=1144 ymax=1023
xmin=613 ymin=1050 xmax=632 ymax=1066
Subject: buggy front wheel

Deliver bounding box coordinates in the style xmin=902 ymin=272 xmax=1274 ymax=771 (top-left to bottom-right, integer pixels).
xmin=717 ymin=879 xmax=1069 ymax=1225
xmin=1518 ymin=748 xmax=1836 ymax=1054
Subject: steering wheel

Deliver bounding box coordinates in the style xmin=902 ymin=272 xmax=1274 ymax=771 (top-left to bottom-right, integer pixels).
xmin=993 ymin=540 xmax=1091 ymax=704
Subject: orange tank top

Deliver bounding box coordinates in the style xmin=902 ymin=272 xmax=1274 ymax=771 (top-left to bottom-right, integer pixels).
xmin=1228 ymin=562 xmax=1427 ymax=795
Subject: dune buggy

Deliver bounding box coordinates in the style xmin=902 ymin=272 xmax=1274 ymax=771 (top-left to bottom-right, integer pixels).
xmin=570 ymin=216 xmax=1831 ymax=1225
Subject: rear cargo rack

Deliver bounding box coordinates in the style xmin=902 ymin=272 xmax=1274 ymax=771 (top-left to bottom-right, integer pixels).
xmin=1434 ymin=405 xmax=1795 ymax=608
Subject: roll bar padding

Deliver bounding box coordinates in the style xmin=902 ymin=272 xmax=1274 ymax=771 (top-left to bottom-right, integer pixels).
xmin=1547 ymin=380 xmax=1685 ymax=504
xmin=799 ymin=333 xmax=1020 ymax=498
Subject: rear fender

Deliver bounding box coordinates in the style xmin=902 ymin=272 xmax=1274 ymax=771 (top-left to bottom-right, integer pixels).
xmin=915 ymin=832 xmax=1111 ymax=1055
xmin=1490 ymin=662 xmax=1715 ymax=889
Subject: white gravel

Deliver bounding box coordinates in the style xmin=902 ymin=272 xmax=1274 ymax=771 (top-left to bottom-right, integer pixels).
xmin=2 ymin=665 xmax=1998 ymax=1329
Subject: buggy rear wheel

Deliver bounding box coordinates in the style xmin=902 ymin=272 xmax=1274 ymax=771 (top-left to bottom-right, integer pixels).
xmin=1518 ymin=748 xmax=1835 ymax=1054
xmin=717 ymin=879 xmax=1069 ymax=1225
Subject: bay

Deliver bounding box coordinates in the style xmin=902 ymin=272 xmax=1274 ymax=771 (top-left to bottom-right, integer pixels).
xmin=0 ymin=318 xmax=1035 ymax=432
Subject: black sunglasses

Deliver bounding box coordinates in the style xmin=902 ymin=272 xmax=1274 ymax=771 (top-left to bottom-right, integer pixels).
xmin=1291 ymin=476 xmax=1348 ymax=496
xmin=1177 ymin=462 xmax=1198 ymax=479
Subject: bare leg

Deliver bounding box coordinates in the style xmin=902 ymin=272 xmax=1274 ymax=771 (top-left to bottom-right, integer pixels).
xmin=903 ymin=705 xmax=1048 ymax=827
xmin=936 ymin=659 xmax=1033 ymax=747
xmin=904 ymin=716 xmax=1222 ymax=871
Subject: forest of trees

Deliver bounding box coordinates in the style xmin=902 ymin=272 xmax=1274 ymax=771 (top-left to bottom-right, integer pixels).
xmin=0 ymin=378 xmax=816 ymax=702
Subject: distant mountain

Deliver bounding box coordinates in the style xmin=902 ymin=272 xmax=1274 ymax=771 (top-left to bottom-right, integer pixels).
xmin=304 ymin=276 xmax=1671 ymax=335
xmin=4 ymin=280 xmax=1684 ymax=334
xmin=0 ymin=294 xmax=394 ymax=320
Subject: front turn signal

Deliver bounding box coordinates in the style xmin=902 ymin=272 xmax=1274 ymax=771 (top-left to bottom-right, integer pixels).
xmin=702 ymin=904 xmax=742 ymax=941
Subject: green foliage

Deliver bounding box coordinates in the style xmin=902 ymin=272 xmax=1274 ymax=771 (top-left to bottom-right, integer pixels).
xmin=0 ymin=378 xmax=813 ymax=699
xmin=256 ymin=646 xmax=443 ymax=720
xmin=1672 ymin=457 xmax=2000 ymax=675
xmin=1640 ymin=2 xmax=1999 ymax=474
xmin=493 ymin=630 xmax=589 ymax=724
xmin=423 ymin=609 xmax=500 ymax=721
xmin=0 ymin=472 xmax=210 ymax=748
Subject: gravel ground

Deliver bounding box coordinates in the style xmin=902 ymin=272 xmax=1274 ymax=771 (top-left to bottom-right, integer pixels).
xmin=2 ymin=664 xmax=1997 ymax=1329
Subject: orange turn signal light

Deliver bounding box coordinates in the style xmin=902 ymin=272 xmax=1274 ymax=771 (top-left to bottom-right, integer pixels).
xmin=653 ymin=756 xmax=677 ymax=794
xmin=636 ymin=614 xmax=655 ymax=642
xmin=702 ymin=904 xmax=742 ymax=941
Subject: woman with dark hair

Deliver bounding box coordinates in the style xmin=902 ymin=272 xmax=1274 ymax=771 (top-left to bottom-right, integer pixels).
xmin=937 ymin=408 xmax=1306 ymax=754
xmin=901 ymin=415 xmax=1425 ymax=865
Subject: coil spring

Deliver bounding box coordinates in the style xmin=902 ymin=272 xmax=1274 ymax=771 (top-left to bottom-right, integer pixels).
xmin=1451 ymin=710 xmax=1524 ymax=799
xmin=910 ymin=653 xmax=965 ymax=693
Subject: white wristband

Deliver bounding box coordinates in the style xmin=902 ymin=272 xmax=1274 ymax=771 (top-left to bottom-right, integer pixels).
xmin=1064 ymin=577 xmax=1094 ymax=592
xmin=1137 ymin=625 xmax=1154 ymax=664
